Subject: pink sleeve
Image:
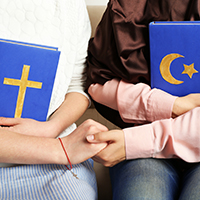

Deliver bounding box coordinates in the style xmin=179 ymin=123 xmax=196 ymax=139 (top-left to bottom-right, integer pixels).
xmin=124 ymin=107 xmax=200 ymax=162
xmin=117 ymin=80 xmax=177 ymax=123
xmin=89 ymin=79 xmax=176 ymax=123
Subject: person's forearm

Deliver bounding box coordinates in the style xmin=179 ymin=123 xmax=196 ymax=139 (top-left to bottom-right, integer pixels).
xmin=0 ymin=129 xmax=66 ymax=165
xmin=89 ymin=79 xmax=176 ymax=124
xmin=47 ymin=92 xmax=89 ymax=137
xmin=117 ymin=80 xmax=176 ymax=123
xmin=124 ymin=107 xmax=200 ymax=162
xmin=0 ymin=119 xmax=109 ymax=165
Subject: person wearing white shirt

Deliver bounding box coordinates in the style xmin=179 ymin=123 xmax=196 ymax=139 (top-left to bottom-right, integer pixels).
xmin=0 ymin=0 xmax=106 ymax=199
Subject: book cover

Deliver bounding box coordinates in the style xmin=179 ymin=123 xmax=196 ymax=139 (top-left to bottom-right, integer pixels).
xmin=0 ymin=39 xmax=60 ymax=121
xmin=149 ymin=21 xmax=200 ymax=96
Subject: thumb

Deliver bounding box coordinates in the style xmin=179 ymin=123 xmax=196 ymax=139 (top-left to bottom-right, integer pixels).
xmin=86 ymin=134 xmax=95 ymax=142
xmin=86 ymin=131 xmax=110 ymax=143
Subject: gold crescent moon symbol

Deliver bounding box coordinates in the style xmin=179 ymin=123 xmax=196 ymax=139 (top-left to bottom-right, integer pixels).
xmin=160 ymin=53 xmax=184 ymax=85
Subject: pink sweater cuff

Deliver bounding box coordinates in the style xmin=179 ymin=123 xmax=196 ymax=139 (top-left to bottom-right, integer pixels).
xmin=147 ymin=89 xmax=177 ymax=122
xmin=123 ymin=125 xmax=155 ymax=160
xmin=124 ymin=108 xmax=200 ymax=163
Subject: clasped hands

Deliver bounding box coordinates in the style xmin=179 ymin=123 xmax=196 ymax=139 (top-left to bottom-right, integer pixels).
xmin=60 ymin=118 xmax=125 ymax=167
xmin=62 ymin=119 xmax=125 ymax=167
xmin=0 ymin=116 xmax=125 ymax=167
xmin=86 ymin=125 xmax=126 ymax=167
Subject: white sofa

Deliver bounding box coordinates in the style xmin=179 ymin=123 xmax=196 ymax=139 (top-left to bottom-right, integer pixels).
xmin=76 ymin=5 xmax=120 ymax=199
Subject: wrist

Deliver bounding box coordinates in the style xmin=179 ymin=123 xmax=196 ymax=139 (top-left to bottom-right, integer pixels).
xmin=172 ymin=97 xmax=179 ymax=118
xmin=147 ymin=89 xmax=177 ymax=121
xmin=172 ymin=96 xmax=187 ymax=118
xmin=45 ymin=119 xmax=64 ymax=138
xmin=55 ymin=138 xmax=69 ymax=165
xmin=58 ymin=138 xmax=72 ymax=169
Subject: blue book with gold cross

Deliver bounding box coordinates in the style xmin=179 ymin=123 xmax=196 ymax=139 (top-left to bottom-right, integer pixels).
xmin=149 ymin=21 xmax=200 ymax=97
xmin=0 ymin=38 xmax=60 ymax=121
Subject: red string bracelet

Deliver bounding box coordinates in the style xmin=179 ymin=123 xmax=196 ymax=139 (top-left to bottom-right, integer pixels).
xmin=58 ymin=138 xmax=72 ymax=170
xmin=58 ymin=138 xmax=79 ymax=179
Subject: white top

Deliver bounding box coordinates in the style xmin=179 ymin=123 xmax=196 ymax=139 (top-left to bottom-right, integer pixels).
xmin=0 ymin=0 xmax=91 ymax=167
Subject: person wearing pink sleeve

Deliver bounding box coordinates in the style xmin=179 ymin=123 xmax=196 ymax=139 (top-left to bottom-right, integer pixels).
xmin=89 ymin=79 xmax=176 ymax=123
xmin=87 ymin=79 xmax=200 ymax=200
xmin=86 ymin=0 xmax=200 ymax=199
xmin=88 ymin=78 xmax=200 ymax=162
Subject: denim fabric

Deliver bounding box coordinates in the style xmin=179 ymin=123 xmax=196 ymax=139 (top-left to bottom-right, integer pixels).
xmin=179 ymin=163 xmax=200 ymax=200
xmin=110 ymin=158 xmax=200 ymax=200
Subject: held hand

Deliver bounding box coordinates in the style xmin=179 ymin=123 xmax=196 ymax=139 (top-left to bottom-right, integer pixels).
xmin=0 ymin=117 xmax=57 ymax=137
xmin=61 ymin=119 xmax=108 ymax=165
xmin=86 ymin=129 xmax=126 ymax=167
xmin=172 ymin=93 xmax=200 ymax=118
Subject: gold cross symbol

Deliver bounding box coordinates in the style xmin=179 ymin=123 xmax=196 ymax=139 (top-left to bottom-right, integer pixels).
xmin=3 ymin=65 xmax=42 ymax=118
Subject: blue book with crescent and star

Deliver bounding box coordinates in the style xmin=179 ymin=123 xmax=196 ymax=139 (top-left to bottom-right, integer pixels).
xmin=149 ymin=21 xmax=200 ymax=97
xmin=0 ymin=38 xmax=60 ymax=121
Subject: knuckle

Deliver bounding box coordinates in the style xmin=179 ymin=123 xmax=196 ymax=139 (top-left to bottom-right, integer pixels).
xmin=83 ymin=119 xmax=96 ymax=127
xmin=84 ymin=119 xmax=93 ymax=124
xmin=85 ymin=123 xmax=99 ymax=133
xmin=104 ymin=162 xmax=113 ymax=167
xmin=85 ymin=125 xmax=96 ymax=135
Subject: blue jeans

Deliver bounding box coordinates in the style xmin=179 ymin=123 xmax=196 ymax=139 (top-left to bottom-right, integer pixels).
xmin=109 ymin=158 xmax=200 ymax=200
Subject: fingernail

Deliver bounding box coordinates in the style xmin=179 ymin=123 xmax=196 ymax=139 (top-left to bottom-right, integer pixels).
xmin=87 ymin=135 xmax=94 ymax=141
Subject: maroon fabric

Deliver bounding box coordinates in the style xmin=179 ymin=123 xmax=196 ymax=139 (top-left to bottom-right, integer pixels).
xmin=86 ymin=0 xmax=200 ymax=128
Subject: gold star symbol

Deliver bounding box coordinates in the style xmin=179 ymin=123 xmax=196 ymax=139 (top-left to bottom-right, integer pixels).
xmin=182 ymin=63 xmax=198 ymax=79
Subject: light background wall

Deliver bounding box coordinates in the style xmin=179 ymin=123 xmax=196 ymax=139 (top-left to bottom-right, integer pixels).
xmin=85 ymin=0 xmax=108 ymax=5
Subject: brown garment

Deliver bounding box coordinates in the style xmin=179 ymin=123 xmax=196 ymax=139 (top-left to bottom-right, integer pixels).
xmin=86 ymin=0 xmax=200 ymax=128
